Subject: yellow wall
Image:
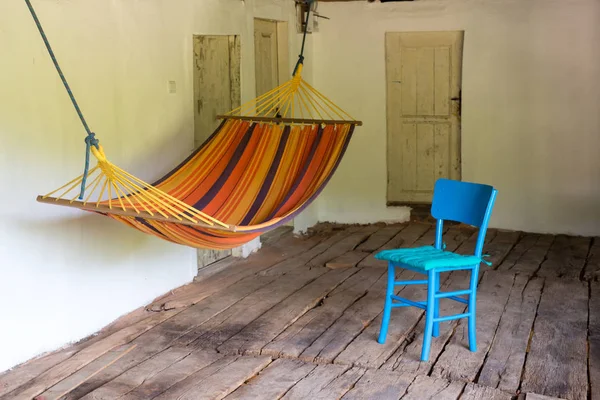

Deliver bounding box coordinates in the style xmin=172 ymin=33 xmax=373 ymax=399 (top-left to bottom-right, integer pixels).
xmin=314 ymin=0 xmax=600 ymax=236
xmin=0 ymin=0 xmax=307 ymax=372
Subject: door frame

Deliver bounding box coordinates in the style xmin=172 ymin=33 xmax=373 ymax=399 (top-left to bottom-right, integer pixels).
xmin=385 ymin=30 xmax=464 ymax=206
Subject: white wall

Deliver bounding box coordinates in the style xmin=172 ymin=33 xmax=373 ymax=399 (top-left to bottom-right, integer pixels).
xmin=314 ymin=0 xmax=600 ymax=236
xmin=0 ymin=0 xmax=308 ymax=372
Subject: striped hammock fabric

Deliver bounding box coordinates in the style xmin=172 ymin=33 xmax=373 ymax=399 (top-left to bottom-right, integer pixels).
xmin=38 ymin=117 xmax=355 ymax=249
xmin=28 ymin=0 xmax=361 ymax=249
xmin=106 ymin=119 xmax=355 ymax=249
xmin=35 ymin=53 xmax=360 ymax=249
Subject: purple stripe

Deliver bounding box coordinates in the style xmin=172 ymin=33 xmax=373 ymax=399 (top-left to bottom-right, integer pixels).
xmin=240 ymin=126 xmax=291 ymax=225
xmin=193 ymin=123 xmax=256 ymax=210
xmin=152 ymin=119 xmax=228 ymax=186
xmin=266 ymin=124 xmax=324 ymax=220
xmin=243 ymin=124 xmax=355 ymax=233
xmin=136 ymin=217 xmax=168 ymax=237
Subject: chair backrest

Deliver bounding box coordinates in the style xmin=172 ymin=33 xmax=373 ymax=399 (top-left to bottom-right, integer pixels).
xmin=431 ymin=178 xmax=498 ymax=256
xmin=431 ymin=179 xmax=496 ymax=227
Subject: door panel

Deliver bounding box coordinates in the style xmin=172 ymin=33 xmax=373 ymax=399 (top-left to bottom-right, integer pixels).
xmin=386 ymin=31 xmax=463 ymax=204
xmin=193 ymin=35 xmax=240 ymax=148
xmin=254 ymin=19 xmax=280 ymax=97
xmin=192 ymin=35 xmax=241 ymax=271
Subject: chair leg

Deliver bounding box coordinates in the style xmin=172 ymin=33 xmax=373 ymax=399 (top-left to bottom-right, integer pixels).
xmin=432 ymin=270 xmax=440 ymax=338
xmin=378 ymin=262 xmax=395 ymax=344
xmin=421 ymin=269 xmax=437 ymax=362
xmin=467 ymin=266 xmax=478 ymax=352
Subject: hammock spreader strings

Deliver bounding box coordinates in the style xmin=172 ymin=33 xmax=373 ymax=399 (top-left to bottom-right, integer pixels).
xmin=27 ymin=0 xmax=361 ymax=234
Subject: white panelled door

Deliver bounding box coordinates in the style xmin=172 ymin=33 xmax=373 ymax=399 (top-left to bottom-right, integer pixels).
xmin=386 ymin=31 xmax=463 ymax=204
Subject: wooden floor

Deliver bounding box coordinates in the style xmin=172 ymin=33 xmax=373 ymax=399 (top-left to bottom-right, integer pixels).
xmin=2 ymin=222 xmax=599 ymax=400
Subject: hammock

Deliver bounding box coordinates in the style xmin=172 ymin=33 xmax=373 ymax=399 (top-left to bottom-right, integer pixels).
xmin=27 ymin=0 xmax=362 ymax=249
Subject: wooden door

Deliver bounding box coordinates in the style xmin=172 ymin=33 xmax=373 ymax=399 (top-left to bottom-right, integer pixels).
xmin=193 ymin=35 xmax=240 ymax=148
xmin=254 ymin=19 xmax=280 ymax=97
xmin=386 ymin=31 xmax=463 ymax=204
xmin=192 ymin=35 xmax=240 ymax=271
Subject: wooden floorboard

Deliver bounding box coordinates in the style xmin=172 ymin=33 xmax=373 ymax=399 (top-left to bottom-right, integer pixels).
xmin=497 ymin=234 xmax=554 ymax=276
xmin=217 ymin=267 xmax=359 ymax=356
xmin=589 ymin=282 xmax=600 ymax=400
xmin=584 ymin=237 xmax=600 ymax=281
xmin=223 ymin=359 xmax=317 ymax=399
xmin=537 ymin=235 xmax=591 ymax=279
xmin=430 ymin=271 xmax=516 ymax=382
xmin=401 ymin=375 xmax=465 ymax=400
xmin=341 ymin=369 xmax=413 ymax=399
xmin=1 ymin=222 xmax=595 ymax=400
xmin=520 ymin=278 xmax=589 ymax=400
xmin=477 ymin=275 xmax=544 ymax=394
xmin=261 ymin=267 xmax=385 ymax=359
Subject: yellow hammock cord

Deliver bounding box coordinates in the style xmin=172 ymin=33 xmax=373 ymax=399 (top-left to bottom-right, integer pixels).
xmin=38 ymin=64 xmax=360 ymax=231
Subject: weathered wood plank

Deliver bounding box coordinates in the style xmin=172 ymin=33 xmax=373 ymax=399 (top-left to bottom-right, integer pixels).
xmin=537 ymin=235 xmax=591 ymax=279
xmin=441 ymin=226 xmax=477 ymax=253
xmin=281 ymin=365 xmax=365 ymax=400
xmin=39 ymin=345 xmax=138 ymax=400
xmin=257 ymin=225 xmax=365 ymax=277
xmin=0 ymin=348 xmax=77 ymax=397
xmin=520 ymin=278 xmax=588 ymax=400
xmin=181 ymin=265 xmax=330 ymax=351
xmin=497 ymin=234 xmax=554 ymax=276
xmin=454 ymin=229 xmax=497 ymax=257
xmin=334 ymin=272 xmax=432 ymax=368
xmin=357 ymin=224 xmax=407 ymax=252
xmin=308 ymin=225 xmax=380 ymax=268
xmin=380 ymin=270 xmax=470 ymax=375
xmin=148 ymin=233 xmax=326 ymax=311
xmin=519 ymin=393 xmax=568 ymax=400
xmin=78 ymin=347 xmax=192 ymax=399
xmin=298 ymin=269 xmax=418 ymax=364
xmin=430 ymin=271 xmax=515 ymax=382
xmin=1 ymin=310 xmax=179 ymax=400
xmin=460 ymin=382 xmax=512 ymax=400
xmin=223 ymin=359 xmax=316 ymax=399
xmin=401 ymin=375 xmax=465 ymax=400
xmin=262 ymin=267 xmax=385 ymax=359
xmin=326 ymin=250 xmax=371 ymax=269
xmin=341 ymin=369 xmax=413 ymax=400
xmin=478 ymin=275 xmax=544 ymax=393
xmin=359 ymin=223 xmax=431 ymax=268
xmin=589 ymin=282 xmax=600 ymax=400
xmin=484 ymin=230 xmax=521 ymax=267
xmin=583 ymin=237 xmax=600 ymax=281
xmin=62 ymin=261 xmax=293 ymax=399
xmin=118 ymin=350 xmax=224 ymax=400
xmin=0 ymin=306 xmax=152 ymax=397
xmin=217 ymin=267 xmax=359 ymax=355
xmin=153 ymin=355 xmax=272 ymax=400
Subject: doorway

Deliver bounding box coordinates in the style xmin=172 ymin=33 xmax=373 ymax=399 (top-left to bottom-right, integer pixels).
xmin=386 ymin=31 xmax=464 ymax=205
xmin=193 ymin=35 xmax=241 ymax=149
xmin=192 ymin=34 xmax=241 ymax=271
xmin=254 ymin=18 xmax=289 ymax=98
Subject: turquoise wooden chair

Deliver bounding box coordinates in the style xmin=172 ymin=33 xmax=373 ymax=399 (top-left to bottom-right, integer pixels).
xmin=376 ymin=178 xmax=498 ymax=361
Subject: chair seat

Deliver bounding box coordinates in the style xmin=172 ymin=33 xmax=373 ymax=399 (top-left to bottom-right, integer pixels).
xmin=375 ymin=246 xmax=485 ymax=271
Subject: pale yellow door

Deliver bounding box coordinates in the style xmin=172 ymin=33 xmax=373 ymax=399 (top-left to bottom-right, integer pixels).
xmin=193 ymin=35 xmax=240 ymax=148
xmin=386 ymin=31 xmax=463 ymax=204
xmin=192 ymin=35 xmax=241 ymax=271
xmin=254 ymin=19 xmax=280 ymax=98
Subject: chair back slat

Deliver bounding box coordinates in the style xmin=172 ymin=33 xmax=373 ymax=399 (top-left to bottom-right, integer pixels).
xmin=431 ymin=179 xmax=496 ymax=228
